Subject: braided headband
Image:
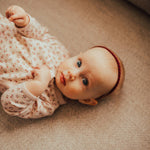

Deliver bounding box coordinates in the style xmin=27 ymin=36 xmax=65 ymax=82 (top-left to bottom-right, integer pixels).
xmin=91 ymin=46 xmax=121 ymax=99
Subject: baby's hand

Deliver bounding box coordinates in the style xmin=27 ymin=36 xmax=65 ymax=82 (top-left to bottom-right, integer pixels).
xmin=32 ymin=65 xmax=51 ymax=86
xmin=6 ymin=5 xmax=29 ymax=27
xmin=25 ymin=65 xmax=51 ymax=97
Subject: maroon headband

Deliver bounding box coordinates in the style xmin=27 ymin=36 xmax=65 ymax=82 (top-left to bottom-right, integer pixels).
xmin=91 ymin=46 xmax=121 ymax=99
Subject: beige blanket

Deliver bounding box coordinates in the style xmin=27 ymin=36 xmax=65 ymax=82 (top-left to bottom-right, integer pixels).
xmin=0 ymin=0 xmax=150 ymax=149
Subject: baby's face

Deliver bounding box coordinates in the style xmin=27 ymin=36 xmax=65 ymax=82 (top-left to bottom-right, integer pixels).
xmin=55 ymin=47 xmax=118 ymax=100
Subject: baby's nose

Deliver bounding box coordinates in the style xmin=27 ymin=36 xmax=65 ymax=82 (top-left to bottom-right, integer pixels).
xmin=68 ymin=70 xmax=76 ymax=81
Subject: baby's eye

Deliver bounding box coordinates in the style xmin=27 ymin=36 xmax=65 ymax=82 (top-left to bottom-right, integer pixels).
xmin=77 ymin=59 xmax=82 ymax=67
xmin=82 ymin=78 xmax=88 ymax=86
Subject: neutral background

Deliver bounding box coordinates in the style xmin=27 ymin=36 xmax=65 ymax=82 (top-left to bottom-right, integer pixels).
xmin=0 ymin=0 xmax=150 ymax=150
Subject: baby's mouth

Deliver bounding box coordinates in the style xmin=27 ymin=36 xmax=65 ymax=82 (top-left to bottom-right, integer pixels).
xmin=60 ymin=72 xmax=66 ymax=86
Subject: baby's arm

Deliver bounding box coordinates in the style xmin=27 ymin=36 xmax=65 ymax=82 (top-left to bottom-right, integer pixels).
xmin=1 ymin=65 xmax=53 ymax=118
xmin=26 ymin=65 xmax=51 ymax=97
xmin=1 ymin=83 xmax=57 ymax=119
xmin=6 ymin=5 xmax=52 ymax=41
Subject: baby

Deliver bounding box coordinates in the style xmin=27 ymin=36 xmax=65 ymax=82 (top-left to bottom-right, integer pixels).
xmin=0 ymin=5 xmax=124 ymax=119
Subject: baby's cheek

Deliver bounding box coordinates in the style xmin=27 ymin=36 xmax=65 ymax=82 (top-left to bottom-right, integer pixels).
xmin=64 ymin=83 xmax=82 ymax=99
xmin=68 ymin=86 xmax=79 ymax=94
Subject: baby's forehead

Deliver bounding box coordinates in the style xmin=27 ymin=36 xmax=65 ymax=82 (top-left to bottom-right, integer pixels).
xmin=82 ymin=48 xmax=105 ymax=60
xmin=82 ymin=48 xmax=118 ymax=69
xmin=81 ymin=48 xmax=111 ymax=66
xmin=81 ymin=48 xmax=118 ymax=81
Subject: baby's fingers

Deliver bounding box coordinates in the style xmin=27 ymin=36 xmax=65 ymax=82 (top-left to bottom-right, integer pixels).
xmin=32 ymin=66 xmax=40 ymax=69
xmin=31 ymin=69 xmax=39 ymax=78
xmin=6 ymin=7 xmax=12 ymax=18
xmin=6 ymin=10 xmax=11 ymax=18
xmin=9 ymin=14 xmax=22 ymax=21
xmin=6 ymin=5 xmax=16 ymax=18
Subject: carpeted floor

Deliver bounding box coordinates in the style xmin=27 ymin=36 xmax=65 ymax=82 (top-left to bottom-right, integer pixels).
xmin=0 ymin=0 xmax=150 ymax=150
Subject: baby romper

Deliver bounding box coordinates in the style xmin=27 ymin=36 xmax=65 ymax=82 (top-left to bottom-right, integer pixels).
xmin=0 ymin=13 xmax=69 ymax=118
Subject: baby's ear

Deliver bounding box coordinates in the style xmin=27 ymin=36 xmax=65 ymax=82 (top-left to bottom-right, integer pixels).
xmin=78 ymin=98 xmax=98 ymax=106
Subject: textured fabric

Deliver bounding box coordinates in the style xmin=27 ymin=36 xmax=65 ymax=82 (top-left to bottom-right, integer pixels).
xmin=0 ymin=0 xmax=149 ymax=150
xmin=1 ymin=79 xmax=66 ymax=119
xmin=128 ymin=0 xmax=150 ymax=14
xmin=0 ymin=14 xmax=68 ymax=118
